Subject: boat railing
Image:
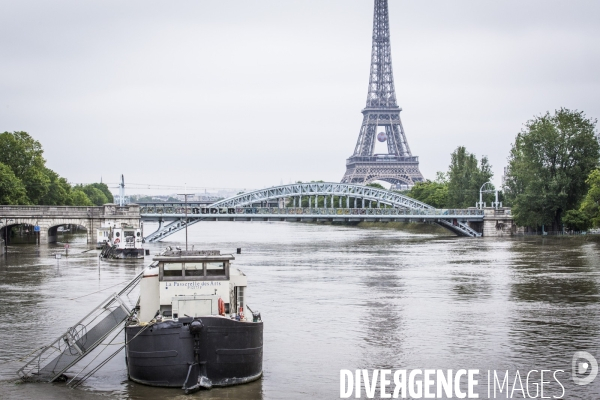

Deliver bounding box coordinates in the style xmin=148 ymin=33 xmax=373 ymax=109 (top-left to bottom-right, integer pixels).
xmin=17 ymin=271 xmax=144 ymax=383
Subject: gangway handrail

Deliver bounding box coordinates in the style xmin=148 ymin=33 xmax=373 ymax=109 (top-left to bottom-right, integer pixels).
xmin=17 ymin=270 xmax=144 ymax=382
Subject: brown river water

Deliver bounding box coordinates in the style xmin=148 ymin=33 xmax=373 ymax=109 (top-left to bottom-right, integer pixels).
xmin=1 ymin=222 xmax=600 ymax=399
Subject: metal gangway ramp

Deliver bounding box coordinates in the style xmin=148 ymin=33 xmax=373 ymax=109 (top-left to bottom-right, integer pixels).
xmin=17 ymin=272 xmax=143 ymax=382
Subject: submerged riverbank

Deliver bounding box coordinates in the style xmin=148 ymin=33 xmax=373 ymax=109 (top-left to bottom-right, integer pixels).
xmin=307 ymin=220 xmax=450 ymax=235
xmin=355 ymin=220 xmax=449 ymax=235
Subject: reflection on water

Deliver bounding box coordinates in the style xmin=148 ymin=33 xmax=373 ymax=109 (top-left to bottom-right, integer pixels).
xmin=1 ymin=222 xmax=600 ymax=399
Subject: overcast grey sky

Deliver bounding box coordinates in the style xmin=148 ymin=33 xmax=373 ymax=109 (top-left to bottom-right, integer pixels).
xmin=1 ymin=0 xmax=599 ymax=194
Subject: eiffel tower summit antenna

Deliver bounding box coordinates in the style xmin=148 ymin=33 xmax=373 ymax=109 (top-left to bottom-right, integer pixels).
xmin=341 ymin=0 xmax=424 ymax=190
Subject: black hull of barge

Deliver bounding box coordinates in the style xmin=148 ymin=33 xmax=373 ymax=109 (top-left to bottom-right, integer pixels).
xmin=100 ymin=244 xmax=144 ymax=259
xmin=125 ymin=317 xmax=263 ymax=389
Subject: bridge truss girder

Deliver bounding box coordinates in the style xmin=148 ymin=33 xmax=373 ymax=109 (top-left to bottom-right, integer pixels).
xmin=208 ymin=183 xmax=433 ymax=210
xmin=142 ymin=183 xmax=482 ymax=242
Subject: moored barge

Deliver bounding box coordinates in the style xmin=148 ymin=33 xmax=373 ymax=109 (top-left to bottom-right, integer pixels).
xmin=125 ymin=249 xmax=263 ymax=393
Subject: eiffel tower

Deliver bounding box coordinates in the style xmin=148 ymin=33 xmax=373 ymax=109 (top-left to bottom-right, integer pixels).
xmin=341 ymin=0 xmax=424 ymax=189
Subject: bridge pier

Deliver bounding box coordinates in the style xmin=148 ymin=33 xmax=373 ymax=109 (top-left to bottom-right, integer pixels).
xmin=482 ymin=207 xmax=514 ymax=236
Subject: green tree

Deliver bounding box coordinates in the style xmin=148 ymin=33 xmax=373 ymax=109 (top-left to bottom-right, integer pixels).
xmin=0 ymin=131 xmax=116 ymax=206
xmin=76 ymin=184 xmax=109 ymax=206
xmin=405 ymin=179 xmax=449 ymax=208
xmin=0 ymin=131 xmax=51 ymax=203
xmin=562 ymin=209 xmax=590 ymax=231
xmin=505 ymin=108 xmax=600 ymax=229
xmin=580 ymin=169 xmax=600 ymax=227
xmin=366 ymin=182 xmax=386 ymax=190
xmin=70 ymin=183 xmax=114 ymax=206
xmin=22 ymin=167 xmax=51 ymax=204
xmin=70 ymin=189 xmax=93 ymax=206
xmin=0 ymin=162 xmax=29 ymax=204
xmin=447 ymin=146 xmax=493 ymax=208
xmin=39 ymin=168 xmax=71 ymax=205
xmin=86 ymin=187 xmax=108 ymax=206
xmin=88 ymin=183 xmax=114 ymax=203
xmin=0 ymin=131 xmax=45 ymax=178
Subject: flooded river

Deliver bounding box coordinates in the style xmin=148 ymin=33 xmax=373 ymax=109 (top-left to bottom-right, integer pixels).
xmin=1 ymin=222 xmax=600 ymax=399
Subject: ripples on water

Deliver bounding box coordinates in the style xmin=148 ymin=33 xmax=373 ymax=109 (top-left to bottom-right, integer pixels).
xmin=1 ymin=222 xmax=600 ymax=399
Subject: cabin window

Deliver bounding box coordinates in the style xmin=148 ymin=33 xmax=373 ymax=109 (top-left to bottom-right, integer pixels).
xmin=115 ymin=232 xmax=120 ymax=237
xmin=163 ymin=262 xmax=183 ymax=277
xmin=206 ymin=262 xmax=226 ymax=277
xmin=136 ymin=232 xmax=141 ymax=237
xmin=125 ymin=231 xmax=134 ymax=237
xmin=184 ymin=262 xmax=204 ymax=277
xmin=160 ymin=260 xmax=229 ymax=281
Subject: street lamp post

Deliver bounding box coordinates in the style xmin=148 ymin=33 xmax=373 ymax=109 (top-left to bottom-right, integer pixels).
xmin=177 ymin=192 xmax=192 ymax=251
xmin=478 ymin=182 xmax=501 ymax=209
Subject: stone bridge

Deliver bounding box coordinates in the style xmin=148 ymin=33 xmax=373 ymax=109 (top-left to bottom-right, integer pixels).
xmin=0 ymin=204 xmax=141 ymax=244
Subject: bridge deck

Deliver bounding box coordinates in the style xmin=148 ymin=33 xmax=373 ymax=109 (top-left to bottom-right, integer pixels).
xmin=140 ymin=207 xmax=484 ymax=221
xmin=0 ymin=182 xmax=493 ymax=241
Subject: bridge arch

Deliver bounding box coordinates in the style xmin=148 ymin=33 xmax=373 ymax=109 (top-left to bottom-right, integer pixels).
xmin=208 ymin=182 xmax=434 ymax=210
xmin=0 ymin=219 xmax=91 ymax=244
xmin=0 ymin=222 xmax=37 ymax=245
xmin=47 ymin=222 xmax=89 ymax=243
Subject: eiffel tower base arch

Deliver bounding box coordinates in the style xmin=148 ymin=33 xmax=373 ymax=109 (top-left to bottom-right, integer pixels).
xmin=341 ymin=157 xmax=424 ymax=189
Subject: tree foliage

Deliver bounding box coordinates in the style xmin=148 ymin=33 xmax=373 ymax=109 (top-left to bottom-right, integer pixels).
xmin=74 ymin=184 xmax=112 ymax=206
xmin=70 ymin=189 xmax=94 ymax=206
xmin=39 ymin=168 xmax=72 ymax=205
xmin=447 ymin=146 xmax=493 ymax=208
xmin=405 ymin=173 xmax=449 ymax=208
xmin=0 ymin=162 xmax=29 ymax=204
xmin=88 ymin=183 xmax=114 ymax=203
xmin=366 ymin=182 xmax=386 ymax=190
xmin=504 ymin=109 xmax=600 ymax=229
xmin=580 ymin=169 xmax=600 ymax=227
xmin=0 ymin=131 xmax=110 ymax=206
xmin=562 ymin=209 xmax=590 ymax=231
xmin=0 ymin=131 xmax=50 ymax=203
xmin=0 ymin=131 xmax=45 ymax=180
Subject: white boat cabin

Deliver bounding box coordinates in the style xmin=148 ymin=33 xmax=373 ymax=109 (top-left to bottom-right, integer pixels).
xmin=97 ymin=224 xmax=143 ymax=249
xmin=138 ymin=251 xmax=248 ymax=323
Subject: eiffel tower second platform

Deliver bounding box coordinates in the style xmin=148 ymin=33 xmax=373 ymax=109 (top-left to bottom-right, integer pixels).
xmin=341 ymin=107 xmax=424 ymax=189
